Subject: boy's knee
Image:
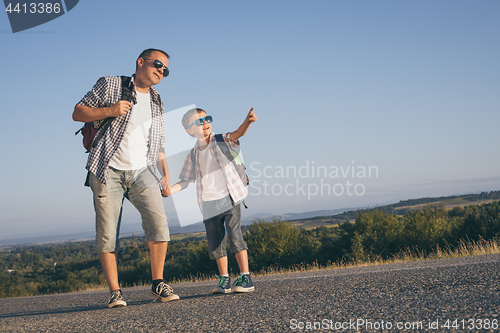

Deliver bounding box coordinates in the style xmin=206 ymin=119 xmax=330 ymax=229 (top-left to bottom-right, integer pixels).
xmin=208 ymin=246 xmax=227 ymax=260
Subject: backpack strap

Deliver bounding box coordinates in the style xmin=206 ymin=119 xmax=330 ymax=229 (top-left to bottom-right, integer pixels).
xmin=190 ymin=147 xmax=196 ymax=165
xmin=215 ymin=134 xmax=235 ymax=162
xmin=91 ymin=76 xmax=134 ymax=149
xmin=91 ymin=118 xmax=114 ymax=149
xmin=120 ymin=76 xmax=135 ymax=104
xmin=214 ymin=134 xmax=248 ymax=209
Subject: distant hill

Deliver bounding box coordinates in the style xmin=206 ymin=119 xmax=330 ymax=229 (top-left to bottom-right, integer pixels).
xmin=1 ymin=191 xmax=499 ymax=247
xmin=281 ymin=190 xmax=500 ymax=230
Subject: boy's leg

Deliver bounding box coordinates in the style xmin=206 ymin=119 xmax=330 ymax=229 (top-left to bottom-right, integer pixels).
xmin=224 ymin=203 xmax=255 ymax=292
xmin=203 ymin=200 xmax=229 ymax=261
xmin=203 ymin=198 xmax=232 ymax=294
xmin=204 ymin=217 xmax=228 ymax=260
xmin=235 ymin=250 xmax=249 ymax=274
xmin=224 ymin=203 xmax=248 ymax=261
xmin=216 ymin=256 xmax=229 ymax=275
xmin=213 ymin=255 xmax=231 ymax=294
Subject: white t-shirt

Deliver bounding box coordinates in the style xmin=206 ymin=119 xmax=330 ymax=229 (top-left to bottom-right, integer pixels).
xmin=109 ymin=92 xmax=152 ymax=170
xmin=199 ymin=142 xmax=229 ymax=201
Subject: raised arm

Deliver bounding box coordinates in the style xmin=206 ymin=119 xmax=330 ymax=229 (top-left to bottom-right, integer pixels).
xmin=229 ymin=107 xmax=257 ymax=142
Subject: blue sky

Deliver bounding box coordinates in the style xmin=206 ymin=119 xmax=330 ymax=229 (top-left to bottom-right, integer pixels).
xmin=1 ymin=1 xmax=499 ymax=239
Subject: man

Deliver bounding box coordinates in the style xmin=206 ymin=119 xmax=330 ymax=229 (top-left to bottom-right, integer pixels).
xmin=73 ymin=48 xmax=178 ymax=308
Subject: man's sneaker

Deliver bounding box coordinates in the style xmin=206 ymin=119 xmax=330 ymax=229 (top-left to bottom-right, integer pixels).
xmin=151 ymin=281 xmax=180 ymax=302
xmin=232 ymin=273 xmax=255 ymax=293
xmin=212 ymin=275 xmax=232 ymax=294
xmin=108 ymin=289 xmax=127 ymax=308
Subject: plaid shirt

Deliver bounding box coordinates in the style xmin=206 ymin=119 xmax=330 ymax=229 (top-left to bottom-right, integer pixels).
xmin=179 ymin=132 xmax=248 ymax=212
xmin=78 ymin=75 xmax=165 ymax=184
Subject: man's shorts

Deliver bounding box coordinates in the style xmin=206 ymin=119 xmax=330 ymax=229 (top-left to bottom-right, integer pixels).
xmin=89 ymin=167 xmax=170 ymax=253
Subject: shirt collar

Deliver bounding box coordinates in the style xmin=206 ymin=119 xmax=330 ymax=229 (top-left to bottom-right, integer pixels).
xmin=194 ymin=132 xmax=214 ymax=151
xmin=130 ymin=74 xmax=162 ymax=107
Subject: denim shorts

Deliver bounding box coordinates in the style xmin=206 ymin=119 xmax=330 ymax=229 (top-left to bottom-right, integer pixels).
xmin=89 ymin=167 xmax=170 ymax=253
xmin=202 ymin=195 xmax=248 ymax=260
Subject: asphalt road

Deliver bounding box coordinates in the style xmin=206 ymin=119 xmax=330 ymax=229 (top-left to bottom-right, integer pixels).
xmin=1 ymin=254 xmax=499 ymax=332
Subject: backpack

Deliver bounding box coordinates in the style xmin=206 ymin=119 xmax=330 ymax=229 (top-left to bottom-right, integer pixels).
xmin=190 ymin=134 xmax=249 ymax=207
xmin=75 ymin=76 xmax=134 ymax=153
xmin=214 ymin=134 xmax=249 ymax=186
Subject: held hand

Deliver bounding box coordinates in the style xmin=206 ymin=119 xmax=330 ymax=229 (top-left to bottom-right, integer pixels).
xmin=161 ymin=187 xmax=171 ymax=197
xmin=161 ymin=184 xmax=171 ymax=197
xmin=246 ymin=107 xmax=257 ymax=124
xmin=108 ymin=100 xmax=132 ymax=117
xmin=160 ymin=177 xmax=171 ymax=197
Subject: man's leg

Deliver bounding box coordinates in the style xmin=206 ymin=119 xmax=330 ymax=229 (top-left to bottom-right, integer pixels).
xmin=100 ymin=251 xmax=126 ymax=309
xmin=127 ymin=168 xmax=178 ymax=302
xmin=149 ymin=240 xmax=179 ymax=302
xmin=99 ymin=251 xmax=120 ymax=292
xmin=127 ymin=168 xmax=170 ymax=273
xmin=149 ymin=241 xmax=168 ymax=280
xmin=89 ymin=170 xmax=125 ymax=294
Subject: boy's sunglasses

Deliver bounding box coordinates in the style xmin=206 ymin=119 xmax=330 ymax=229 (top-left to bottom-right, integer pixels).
xmin=188 ymin=115 xmax=213 ymax=129
xmin=143 ymin=58 xmax=170 ymax=77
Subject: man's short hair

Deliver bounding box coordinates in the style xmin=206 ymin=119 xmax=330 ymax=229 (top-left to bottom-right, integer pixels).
xmin=182 ymin=108 xmax=206 ymax=135
xmin=136 ymin=48 xmax=170 ymax=70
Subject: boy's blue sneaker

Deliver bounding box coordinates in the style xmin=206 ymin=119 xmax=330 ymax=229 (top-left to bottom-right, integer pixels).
xmin=212 ymin=274 xmax=232 ymax=294
xmin=232 ymin=273 xmax=255 ymax=293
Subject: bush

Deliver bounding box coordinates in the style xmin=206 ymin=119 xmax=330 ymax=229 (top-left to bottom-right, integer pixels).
xmin=245 ymin=218 xmax=320 ymax=270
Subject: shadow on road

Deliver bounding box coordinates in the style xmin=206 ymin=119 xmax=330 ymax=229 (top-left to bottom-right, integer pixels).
xmin=0 ymin=304 xmax=105 ymax=319
xmin=0 ymin=291 xmax=232 ymax=319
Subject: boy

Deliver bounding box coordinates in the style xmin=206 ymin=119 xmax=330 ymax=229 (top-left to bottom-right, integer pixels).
xmin=169 ymin=107 xmax=257 ymax=293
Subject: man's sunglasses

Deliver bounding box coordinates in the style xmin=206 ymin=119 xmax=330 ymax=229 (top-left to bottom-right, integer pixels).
xmin=144 ymin=58 xmax=170 ymax=77
xmin=188 ymin=115 xmax=213 ymax=129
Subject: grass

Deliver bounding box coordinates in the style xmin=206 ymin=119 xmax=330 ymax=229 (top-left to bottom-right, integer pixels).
xmin=393 ymin=237 xmax=500 ymax=262
xmin=169 ymin=232 xmax=206 ymax=241
xmin=16 ymin=238 xmax=500 ymax=296
xmin=163 ymin=237 xmax=500 ymax=285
